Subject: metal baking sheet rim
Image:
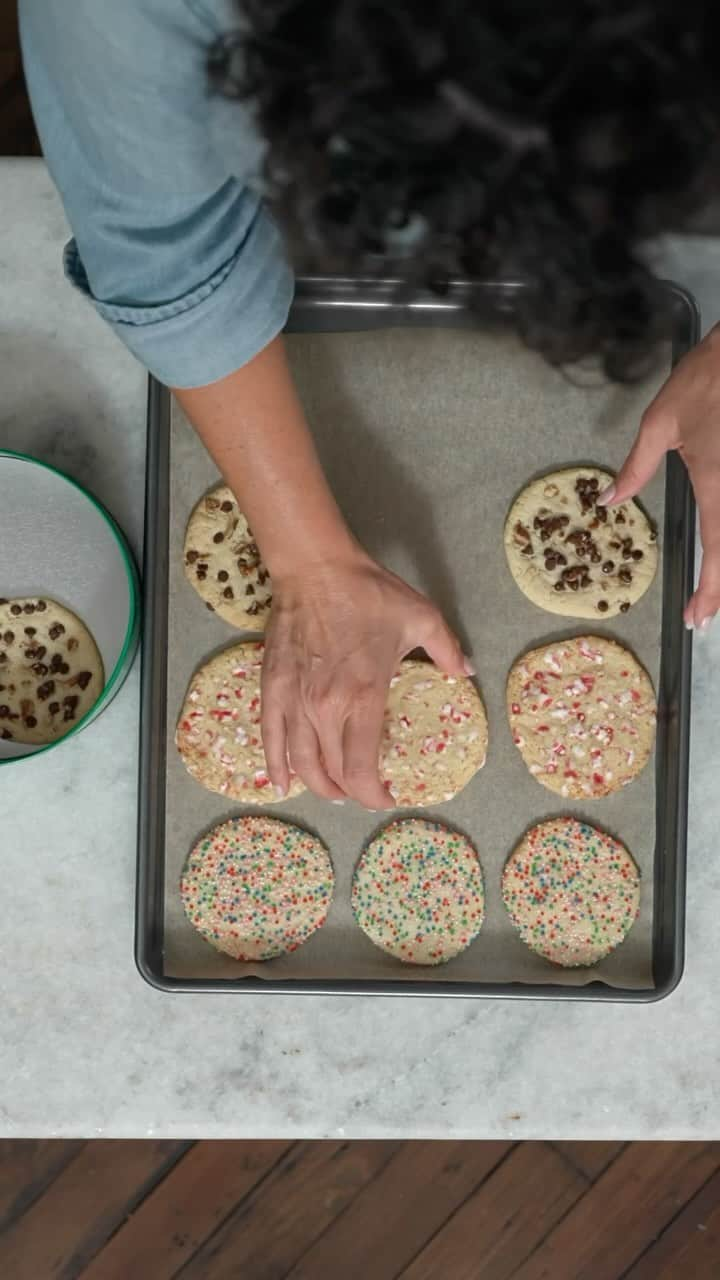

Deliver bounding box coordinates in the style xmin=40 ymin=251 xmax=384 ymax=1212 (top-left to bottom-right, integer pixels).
xmin=135 ymin=277 xmax=697 ymax=1001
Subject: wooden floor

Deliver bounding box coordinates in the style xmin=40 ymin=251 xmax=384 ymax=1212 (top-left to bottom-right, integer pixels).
xmin=2 ymin=1140 xmax=720 ymax=1279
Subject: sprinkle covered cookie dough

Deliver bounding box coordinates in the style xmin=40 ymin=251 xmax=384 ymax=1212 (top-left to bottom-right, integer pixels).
xmin=181 ymin=815 xmax=334 ymax=960
xmin=380 ymin=661 xmax=488 ymax=807
xmin=502 ymin=817 xmax=640 ymax=967
xmin=352 ymin=818 xmax=485 ymax=965
xmin=507 ymin=635 xmax=656 ymax=798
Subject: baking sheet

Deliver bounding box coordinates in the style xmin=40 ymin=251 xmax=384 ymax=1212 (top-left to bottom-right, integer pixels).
xmin=162 ymin=325 xmax=672 ymax=989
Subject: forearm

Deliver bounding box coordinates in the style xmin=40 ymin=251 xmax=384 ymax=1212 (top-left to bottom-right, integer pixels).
xmin=173 ymin=335 xmax=358 ymax=579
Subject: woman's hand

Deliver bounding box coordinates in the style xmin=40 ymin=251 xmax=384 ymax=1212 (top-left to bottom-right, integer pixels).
xmin=261 ymin=549 xmax=472 ymax=807
xmin=599 ymin=325 xmax=720 ymax=631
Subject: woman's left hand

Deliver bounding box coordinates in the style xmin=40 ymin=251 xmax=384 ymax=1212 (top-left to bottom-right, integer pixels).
xmin=599 ymin=324 xmax=720 ymax=631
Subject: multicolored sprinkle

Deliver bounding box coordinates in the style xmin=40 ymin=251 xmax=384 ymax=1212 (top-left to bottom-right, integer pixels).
xmin=351 ymin=818 xmax=485 ymax=965
xmin=501 ymin=816 xmax=641 ymax=968
xmin=180 ymin=815 xmax=334 ymax=960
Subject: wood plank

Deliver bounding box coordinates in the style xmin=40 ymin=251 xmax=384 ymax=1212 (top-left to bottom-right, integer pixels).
xmin=398 ymin=1142 xmax=586 ymax=1280
xmin=285 ymin=1141 xmax=512 ymax=1280
xmin=511 ymin=1141 xmax=720 ymax=1280
xmin=178 ymin=1141 xmax=399 ymax=1280
xmin=552 ymin=1141 xmax=625 ymax=1181
xmin=624 ymin=1165 xmax=720 ymax=1280
xmin=0 ymin=1139 xmax=190 ymax=1280
xmin=0 ymin=1140 xmax=84 ymax=1231
xmin=79 ymin=1140 xmax=293 ymax=1280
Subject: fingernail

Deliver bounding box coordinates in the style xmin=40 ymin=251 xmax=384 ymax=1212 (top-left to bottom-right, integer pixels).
xmin=463 ymin=656 xmax=476 ymax=677
xmin=274 ymin=785 xmax=287 ymax=799
xmin=685 ymin=619 xmax=694 ymax=631
xmin=331 ymin=799 xmax=346 ymax=806
xmin=597 ymin=484 xmax=616 ymax=506
xmin=698 ymin=616 xmax=714 ymax=634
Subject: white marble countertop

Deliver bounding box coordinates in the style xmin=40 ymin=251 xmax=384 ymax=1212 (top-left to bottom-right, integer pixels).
xmin=2 ymin=160 xmax=719 ymax=1140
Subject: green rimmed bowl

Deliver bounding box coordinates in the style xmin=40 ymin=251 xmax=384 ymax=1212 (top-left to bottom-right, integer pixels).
xmin=0 ymin=451 xmax=140 ymax=762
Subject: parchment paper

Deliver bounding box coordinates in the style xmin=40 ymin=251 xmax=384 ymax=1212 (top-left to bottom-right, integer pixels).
xmin=164 ymin=327 xmax=670 ymax=988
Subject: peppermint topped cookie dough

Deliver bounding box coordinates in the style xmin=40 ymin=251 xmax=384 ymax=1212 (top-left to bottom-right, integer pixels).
xmin=504 ymin=466 xmax=658 ymax=619
xmin=502 ymin=817 xmax=641 ymax=967
xmin=175 ymin=641 xmax=305 ymax=802
xmin=183 ymin=484 xmax=272 ymax=629
xmin=352 ymin=818 xmax=485 ymax=965
xmin=181 ymin=815 xmax=333 ymax=960
xmin=380 ymin=661 xmax=488 ymax=807
xmin=507 ymin=635 xmax=656 ymax=798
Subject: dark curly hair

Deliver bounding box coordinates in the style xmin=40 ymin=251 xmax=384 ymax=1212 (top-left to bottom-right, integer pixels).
xmin=211 ymin=1 xmax=720 ymax=377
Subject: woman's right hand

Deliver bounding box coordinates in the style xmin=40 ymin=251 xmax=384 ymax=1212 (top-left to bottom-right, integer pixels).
xmin=261 ymin=548 xmax=473 ymax=808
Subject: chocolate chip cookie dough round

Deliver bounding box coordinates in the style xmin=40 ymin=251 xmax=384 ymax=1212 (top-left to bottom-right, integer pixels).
xmin=0 ymin=596 xmax=104 ymax=745
xmin=352 ymin=818 xmax=485 ymax=965
xmin=502 ymin=817 xmax=641 ymax=967
xmin=181 ymin=815 xmax=334 ymax=961
xmin=507 ymin=636 xmax=656 ymax=799
xmin=504 ymin=466 xmax=658 ymax=619
xmin=183 ymin=484 xmax=272 ymax=629
xmin=175 ymin=641 xmax=305 ymax=802
xmin=380 ymin=662 xmax=488 ymax=807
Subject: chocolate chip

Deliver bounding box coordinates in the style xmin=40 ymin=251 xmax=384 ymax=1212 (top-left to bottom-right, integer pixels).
xmin=631 ymin=549 xmax=643 ymax=561
xmin=258 ymin=569 xmax=270 ymax=586
xmin=48 ymin=702 xmax=60 ymax=714
xmin=24 ymin=626 xmax=36 ymax=637
xmin=597 ymin=600 xmax=609 ymax=612
xmin=649 ymin=529 xmax=657 ymax=543
xmin=37 ymin=681 xmax=55 ymax=700
xmin=247 ymin=601 xmax=260 ymax=615
xmin=48 ymin=622 xmax=65 ymax=640
xmin=221 ymin=500 xmax=233 ymax=512
xmin=50 ymin=654 xmax=63 ymax=673
xmin=10 ymin=605 xmax=21 ymax=616
xmin=615 ymin=511 xmax=626 ymax=524
xmin=67 ymin=638 xmax=78 ymax=651
xmin=23 ymin=603 xmax=35 ymax=615
xmin=554 ymin=581 xmax=565 ymax=592
xmin=0 ymin=654 xmax=5 ymax=664
xmin=75 ymin=671 xmax=92 ymax=690
xmin=0 ymin=599 xmax=6 ymax=606
xmin=0 ymin=706 xmax=8 ymax=718
xmin=20 ymin=699 xmax=34 ymax=718
xmin=206 ymin=602 xmax=214 ymax=612
xmin=196 ymin=569 xmax=207 ymax=581
xmin=63 ymin=695 xmax=79 ymax=709
xmin=35 ymin=600 xmax=46 ymax=612
xmin=222 ymin=587 xmax=234 ymax=600
xmin=217 ymin=570 xmax=229 ymax=582
xmin=34 ymin=646 xmax=46 ymax=659
xmin=589 ymin=477 xmax=599 ymax=489
xmin=32 ymin=663 xmax=48 ymax=677
xmin=60 ymin=662 xmax=70 ymax=675
xmin=3 ymin=631 xmax=13 ymax=644
xmin=186 ymin=550 xmax=199 ymax=564
xmin=25 ymin=715 xmax=37 ymax=728
xmin=602 ymin=561 xmax=614 ymax=574
xmin=212 ymin=532 xmax=224 ymax=544
xmin=590 ymin=552 xmax=602 ymax=564
xmin=596 ymin=506 xmax=607 ymax=523
xmin=245 ymin=585 xmax=255 ymax=596
xmin=198 ymin=563 xmax=208 ymax=572
xmin=521 ymin=543 xmax=533 ymax=556
xmin=0 ymin=728 xmax=12 ymax=740
xmin=568 ymin=579 xmax=580 ymax=591
xmin=618 ymin=568 xmax=632 ymax=585
xmin=620 ymin=602 xmax=630 ymax=613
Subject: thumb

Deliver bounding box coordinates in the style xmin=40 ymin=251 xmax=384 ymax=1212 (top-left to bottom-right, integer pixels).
xmin=413 ymin=614 xmax=474 ymax=678
xmin=599 ymin=410 xmax=675 ymax=508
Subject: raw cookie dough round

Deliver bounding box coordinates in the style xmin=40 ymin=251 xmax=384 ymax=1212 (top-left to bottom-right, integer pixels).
xmin=380 ymin=662 xmax=488 ymax=807
xmin=181 ymin=815 xmax=334 ymax=960
xmin=502 ymin=817 xmax=640 ymax=967
xmin=504 ymin=466 xmax=658 ymax=619
xmin=175 ymin=641 xmax=305 ymax=802
xmin=507 ymin=635 xmax=656 ymax=798
xmin=183 ymin=484 xmax=272 ymax=629
xmin=352 ymin=818 xmax=485 ymax=965
xmin=0 ymin=596 xmax=104 ymax=745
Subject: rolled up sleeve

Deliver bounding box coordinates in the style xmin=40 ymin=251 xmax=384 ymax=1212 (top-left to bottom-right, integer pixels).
xmin=19 ymin=0 xmax=293 ymax=387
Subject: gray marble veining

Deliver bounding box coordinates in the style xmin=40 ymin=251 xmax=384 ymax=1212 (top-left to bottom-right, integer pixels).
xmin=1 ymin=162 xmax=719 ymax=1138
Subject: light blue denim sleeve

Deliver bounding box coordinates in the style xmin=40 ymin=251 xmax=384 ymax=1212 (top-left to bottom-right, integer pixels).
xmin=18 ymin=0 xmax=294 ymax=387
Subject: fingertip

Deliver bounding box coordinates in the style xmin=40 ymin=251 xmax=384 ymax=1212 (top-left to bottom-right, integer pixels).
xmin=596 ymin=484 xmax=617 ymax=507
xmin=463 ymin=655 xmax=477 ymax=677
